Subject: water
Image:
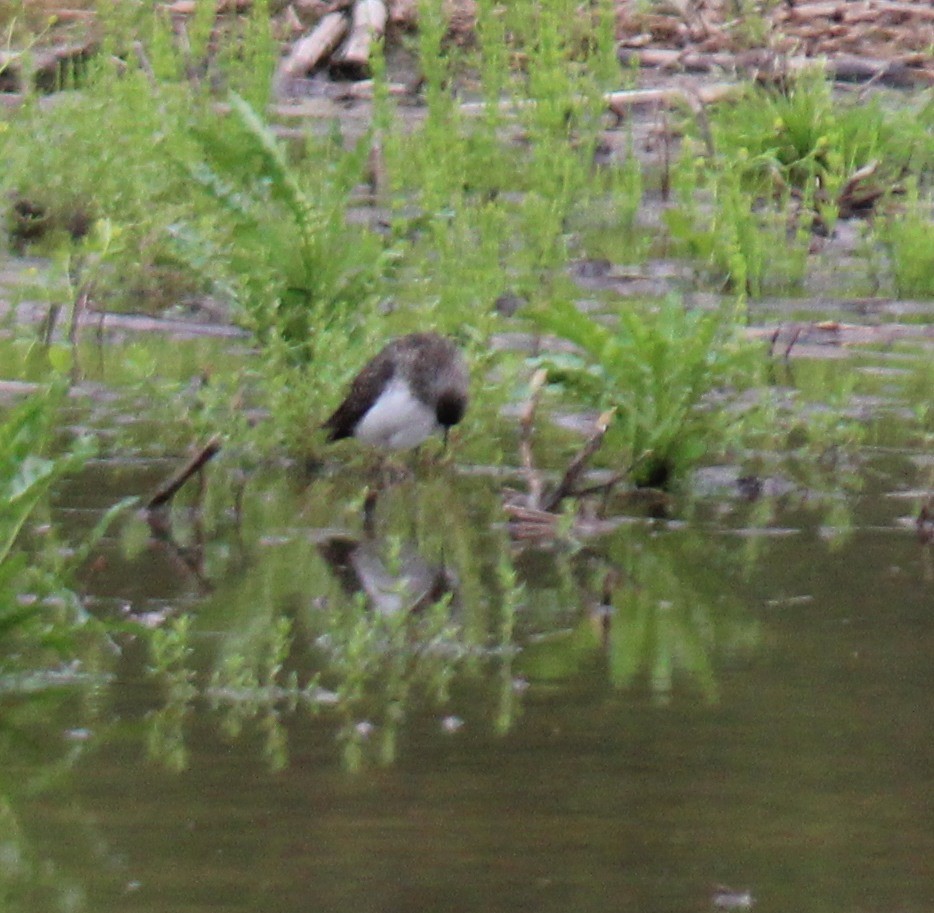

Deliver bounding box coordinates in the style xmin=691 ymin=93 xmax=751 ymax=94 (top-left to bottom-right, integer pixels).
xmin=2 ymin=308 xmax=933 ymax=913
xmin=3 ymin=412 xmax=932 ymax=913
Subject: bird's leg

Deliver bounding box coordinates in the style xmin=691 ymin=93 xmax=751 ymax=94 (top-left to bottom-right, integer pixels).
xmin=363 ymin=486 xmax=379 ymax=535
xmin=375 ymin=455 xmax=410 ymax=487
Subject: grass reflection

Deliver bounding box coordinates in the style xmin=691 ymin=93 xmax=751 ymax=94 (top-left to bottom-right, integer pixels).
xmin=517 ymin=525 xmax=760 ymax=704
xmin=0 ymin=690 xmax=108 ymax=913
xmin=144 ymin=469 xmax=524 ymax=772
xmin=135 ymin=457 xmax=779 ymax=769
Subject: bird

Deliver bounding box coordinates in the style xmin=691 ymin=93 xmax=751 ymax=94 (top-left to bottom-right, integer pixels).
xmin=323 ymin=332 xmax=469 ymax=451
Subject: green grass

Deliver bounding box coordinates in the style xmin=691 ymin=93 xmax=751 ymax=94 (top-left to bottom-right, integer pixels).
xmin=0 ymin=1 xmax=931 ymax=466
xmin=879 ymin=182 xmax=934 ymax=299
xmin=672 ymin=70 xmax=934 ymax=296
xmin=0 ymin=386 xmax=132 ymax=678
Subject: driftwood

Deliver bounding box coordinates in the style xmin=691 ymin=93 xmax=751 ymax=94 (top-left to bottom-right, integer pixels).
xmin=0 ymin=380 xmax=42 ymax=398
xmin=605 ymin=82 xmax=741 ymax=119
xmin=0 ymin=40 xmax=98 ymax=92
xmin=331 ymin=0 xmax=388 ymax=79
xmin=752 ymin=320 xmax=934 ymax=359
xmin=780 ymin=1 xmax=934 ymax=26
xmin=279 ymin=11 xmax=349 ymax=77
xmin=618 ymin=46 xmax=929 ymax=86
xmin=146 ymin=435 xmax=222 ymax=510
xmin=504 ymin=371 xmax=618 ymax=539
xmin=387 ymin=0 xmax=418 ymax=30
xmin=836 ymin=160 xmax=889 ymax=217
xmin=456 ymin=82 xmax=742 ymax=121
xmin=165 ymin=0 xmax=254 ymax=13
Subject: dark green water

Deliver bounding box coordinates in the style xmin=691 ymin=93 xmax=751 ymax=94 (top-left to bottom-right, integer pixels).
xmin=2 ymin=324 xmax=933 ymax=913
xmin=4 ymin=436 xmax=933 ymax=913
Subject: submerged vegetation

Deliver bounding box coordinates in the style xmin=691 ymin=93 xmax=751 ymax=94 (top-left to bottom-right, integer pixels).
xmin=0 ymin=0 xmax=932 ymax=774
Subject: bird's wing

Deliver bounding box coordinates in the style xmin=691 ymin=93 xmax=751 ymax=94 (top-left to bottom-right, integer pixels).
xmin=322 ymin=349 xmax=396 ymax=441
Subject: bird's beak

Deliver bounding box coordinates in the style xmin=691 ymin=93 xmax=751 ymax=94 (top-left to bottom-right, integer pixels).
xmin=442 ymin=427 xmax=450 ymax=451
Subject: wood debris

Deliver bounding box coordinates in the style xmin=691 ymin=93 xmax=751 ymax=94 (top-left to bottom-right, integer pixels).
xmin=279 ymin=10 xmax=349 ymax=77
xmin=616 ymin=0 xmax=934 ymax=86
xmin=331 ymin=0 xmax=387 ymax=78
xmin=146 ymin=435 xmax=222 ymax=511
xmin=4 ymin=0 xmax=932 ymax=92
xmin=0 ymin=40 xmax=98 ymax=93
xmin=504 ymin=370 xmax=619 ymax=540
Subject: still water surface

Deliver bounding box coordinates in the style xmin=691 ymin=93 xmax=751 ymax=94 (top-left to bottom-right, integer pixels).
xmin=3 ymin=340 xmax=933 ymax=913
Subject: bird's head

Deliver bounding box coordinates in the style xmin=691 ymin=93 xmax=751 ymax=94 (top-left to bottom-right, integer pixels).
xmin=435 ymin=390 xmax=467 ymax=428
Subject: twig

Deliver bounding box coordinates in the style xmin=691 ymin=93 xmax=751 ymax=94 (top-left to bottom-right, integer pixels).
xmin=146 ymin=435 xmax=222 ymax=510
xmin=543 ymin=409 xmax=615 ymax=513
xmin=572 ymin=471 xmax=626 ymax=501
xmin=132 ymin=40 xmax=158 ymax=87
xmin=783 ymin=325 xmax=803 ymax=360
xmin=68 ymin=282 xmax=92 ymax=349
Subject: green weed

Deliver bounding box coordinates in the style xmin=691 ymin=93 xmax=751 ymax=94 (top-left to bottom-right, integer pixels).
xmin=1 ymin=60 xmax=200 ymax=309
xmin=528 ymin=293 xmax=761 ymax=488
xmin=665 ymin=162 xmax=812 ymax=296
xmin=0 ymin=387 xmax=132 ymax=678
xmin=668 ymin=71 xmax=933 ymax=296
xmin=705 ymin=71 xmax=921 ymax=197
xmin=178 ymin=92 xmax=387 ymax=362
xmin=879 ymin=181 xmax=934 ymax=299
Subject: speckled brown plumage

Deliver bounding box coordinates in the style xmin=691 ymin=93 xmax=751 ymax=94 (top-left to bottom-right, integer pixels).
xmin=323 ymin=332 xmax=468 ymax=445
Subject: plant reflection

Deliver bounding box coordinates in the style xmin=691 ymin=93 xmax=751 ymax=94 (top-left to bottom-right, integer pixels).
xmin=134 ymin=433 xmax=855 ymax=770
xmin=516 ymin=525 xmax=760 ymax=704
xmin=145 ymin=472 xmax=524 ymax=772
xmin=0 ymin=692 xmax=111 ymax=913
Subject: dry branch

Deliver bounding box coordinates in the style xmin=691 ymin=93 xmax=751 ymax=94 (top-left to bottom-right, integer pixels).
xmin=146 ymin=435 xmax=222 ymax=510
xmin=504 ymin=385 xmax=618 ymax=539
xmin=543 ymin=409 xmax=616 ymax=513
xmin=331 ymin=0 xmax=387 ymax=79
xmin=836 ymin=160 xmax=887 ymax=217
xmin=279 ymin=10 xmax=349 ymax=77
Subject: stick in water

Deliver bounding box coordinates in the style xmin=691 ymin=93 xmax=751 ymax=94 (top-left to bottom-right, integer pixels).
xmin=146 ymin=435 xmax=222 ymax=511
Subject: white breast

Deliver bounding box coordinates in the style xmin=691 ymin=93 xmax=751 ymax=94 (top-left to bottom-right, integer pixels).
xmin=353 ymin=376 xmax=439 ymax=450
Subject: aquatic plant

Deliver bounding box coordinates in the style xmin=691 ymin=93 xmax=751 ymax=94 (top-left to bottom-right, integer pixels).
xmin=178 ymin=92 xmax=387 ymax=359
xmin=0 ymin=387 xmax=130 ymax=675
xmin=170 ymin=92 xmax=397 ymax=448
xmin=879 ymin=181 xmax=934 ymax=299
xmin=668 ymin=70 xmax=933 ymax=295
xmin=704 ymin=70 xmax=921 ymax=196
xmin=528 ymin=293 xmax=761 ymax=488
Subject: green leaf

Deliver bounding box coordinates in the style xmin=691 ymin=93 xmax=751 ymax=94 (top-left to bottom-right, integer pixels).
xmin=47 ymin=344 xmax=74 ymax=373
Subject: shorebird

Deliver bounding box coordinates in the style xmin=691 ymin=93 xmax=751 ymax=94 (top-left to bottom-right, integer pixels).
xmin=323 ymin=332 xmax=469 ymax=451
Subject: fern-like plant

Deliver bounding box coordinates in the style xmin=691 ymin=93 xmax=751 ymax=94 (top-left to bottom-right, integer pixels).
xmin=529 ymin=295 xmax=760 ymax=488
xmin=176 ymin=93 xmax=387 ymax=362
